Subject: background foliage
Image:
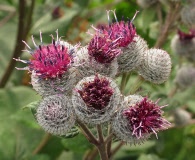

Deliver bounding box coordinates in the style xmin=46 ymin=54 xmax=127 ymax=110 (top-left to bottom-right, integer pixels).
xmin=0 ymin=0 xmax=195 ymax=159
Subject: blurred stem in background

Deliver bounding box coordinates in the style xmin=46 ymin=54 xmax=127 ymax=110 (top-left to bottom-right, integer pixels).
xmin=0 ymin=0 xmax=35 ymax=88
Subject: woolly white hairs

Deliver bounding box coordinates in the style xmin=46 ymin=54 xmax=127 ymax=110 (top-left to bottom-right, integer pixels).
xmin=31 ymin=68 xmax=76 ymax=97
xmin=72 ymin=75 xmax=121 ymax=125
xmin=36 ymin=94 xmax=76 ymax=136
xmin=137 ymin=49 xmax=171 ymax=84
xmin=112 ymin=95 xmax=149 ymax=144
xmin=74 ymin=46 xmax=118 ymax=80
xmin=117 ymin=35 xmax=148 ymax=73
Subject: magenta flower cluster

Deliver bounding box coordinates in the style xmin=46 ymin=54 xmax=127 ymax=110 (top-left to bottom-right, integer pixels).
xmin=30 ymin=43 xmax=71 ymax=79
xmin=15 ymin=10 xmax=171 ymax=144
xmin=123 ymin=98 xmax=170 ymax=139
xmin=77 ymin=75 xmax=114 ymax=110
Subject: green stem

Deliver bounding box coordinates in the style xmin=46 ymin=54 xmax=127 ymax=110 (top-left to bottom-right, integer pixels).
xmin=120 ymin=73 xmax=128 ymax=94
xmin=129 ymin=75 xmax=144 ymax=94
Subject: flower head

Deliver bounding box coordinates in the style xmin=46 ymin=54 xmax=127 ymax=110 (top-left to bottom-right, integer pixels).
xmin=117 ymin=35 xmax=148 ymax=73
xmin=15 ymin=30 xmax=74 ymax=80
xmin=137 ymin=48 xmax=171 ymax=84
xmin=171 ymin=29 xmax=195 ymax=61
xmin=88 ymin=35 xmax=121 ymax=64
xmin=100 ymin=10 xmax=137 ymax=47
xmin=72 ymin=74 xmax=121 ymax=125
xmin=178 ymin=29 xmax=195 ymax=40
xmin=123 ymin=97 xmax=170 ymax=139
xmin=29 ymin=32 xmax=73 ymax=79
xmin=14 ymin=31 xmax=77 ymax=96
xmin=74 ymin=46 xmax=118 ymax=79
xmin=30 ymin=43 xmax=71 ymax=79
xmin=87 ymin=10 xmax=138 ymax=64
xmin=36 ymin=94 xmax=76 ymax=135
xmin=77 ymin=74 xmax=114 ymax=110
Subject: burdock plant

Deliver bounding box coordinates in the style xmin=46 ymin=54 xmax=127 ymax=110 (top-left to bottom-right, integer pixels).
xmin=15 ymin=10 xmax=171 ymax=160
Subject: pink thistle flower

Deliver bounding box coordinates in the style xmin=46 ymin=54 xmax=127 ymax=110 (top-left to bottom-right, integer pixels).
xmin=27 ymin=31 xmax=72 ymax=79
xmin=77 ymin=74 xmax=114 ymax=110
xmin=123 ymin=97 xmax=170 ymax=139
xmin=30 ymin=43 xmax=71 ymax=79
xmin=15 ymin=30 xmax=77 ymax=96
xmin=87 ymin=10 xmax=138 ymax=64
xmin=100 ymin=10 xmax=138 ymax=47
xmin=72 ymin=74 xmax=121 ymax=125
xmin=88 ymin=35 xmax=121 ymax=64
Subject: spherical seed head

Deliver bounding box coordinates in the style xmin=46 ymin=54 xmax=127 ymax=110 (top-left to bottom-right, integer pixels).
xmin=171 ymin=30 xmax=195 ymax=62
xmin=123 ymin=97 xmax=170 ymax=139
xmin=175 ymin=65 xmax=195 ymax=89
xmin=88 ymin=34 xmax=121 ymax=64
xmin=77 ymin=74 xmax=114 ymax=110
xmin=72 ymin=74 xmax=121 ymax=125
xmin=117 ymin=35 xmax=148 ymax=73
xmin=137 ymin=49 xmax=171 ymax=84
xmin=36 ymin=95 xmax=76 ymax=136
xmin=30 ymin=44 xmax=71 ymax=79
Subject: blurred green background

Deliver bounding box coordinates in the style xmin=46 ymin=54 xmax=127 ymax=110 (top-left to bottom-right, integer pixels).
xmin=0 ymin=0 xmax=195 ymax=159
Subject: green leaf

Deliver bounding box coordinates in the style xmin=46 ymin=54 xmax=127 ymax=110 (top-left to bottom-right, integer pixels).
xmin=187 ymin=100 xmax=195 ymax=113
xmin=0 ymin=86 xmax=42 ymax=159
xmin=23 ymin=100 xmax=40 ymax=119
xmin=0 ymin=86 xmax=40 ymax=113
xmin=23 ymin=100 xmax=40 ymax=110
xmin=137 ymin=8 xmax=156 ymax=33
xmin=31 ymin=5 xmax=80 ymax=35
xmin=59 ymin=126 xmax=80 ymax=139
